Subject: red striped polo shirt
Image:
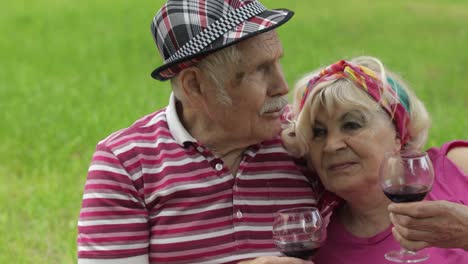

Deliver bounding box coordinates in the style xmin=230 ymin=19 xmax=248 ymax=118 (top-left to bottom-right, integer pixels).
xmin=78 ymin=94 xmax=319 ymax=264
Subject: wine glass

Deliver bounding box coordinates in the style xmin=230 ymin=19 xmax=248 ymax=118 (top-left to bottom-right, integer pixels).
xmin=272 ymin=207 xmax=325 ymax=260
xmin=379 ymin=149 xmax=435 ymax=263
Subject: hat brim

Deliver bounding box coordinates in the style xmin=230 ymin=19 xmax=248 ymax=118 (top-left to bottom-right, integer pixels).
xmin=151 ymin=8 xmax=294 ymax=81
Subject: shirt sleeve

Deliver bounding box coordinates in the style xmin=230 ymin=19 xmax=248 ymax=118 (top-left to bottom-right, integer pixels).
xmin=427 ymin=140 xmax=468 ymax=205
xmin=78 ymin=255 xmax=149 ymax=264
xmin=77 ymin=143 xmax=149 ymax=261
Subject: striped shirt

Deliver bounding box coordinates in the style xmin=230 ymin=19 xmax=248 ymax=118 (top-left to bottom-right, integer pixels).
xmin=77 ymin=94 xmax=319 ymax=264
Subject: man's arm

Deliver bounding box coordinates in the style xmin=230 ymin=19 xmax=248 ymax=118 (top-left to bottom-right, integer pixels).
xmin=78 ymin=255 xmax=149 ymax=264
xmin=78 ymin=143 xmax=149 ymax=263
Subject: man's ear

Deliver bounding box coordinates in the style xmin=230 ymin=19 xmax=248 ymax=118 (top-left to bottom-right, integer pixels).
xmin=178 ymin=67 xmax=205 ymax=106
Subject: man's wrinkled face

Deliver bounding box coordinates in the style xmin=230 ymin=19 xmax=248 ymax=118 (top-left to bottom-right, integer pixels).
xmin=205 ymin=30 xmax=289 ymax=143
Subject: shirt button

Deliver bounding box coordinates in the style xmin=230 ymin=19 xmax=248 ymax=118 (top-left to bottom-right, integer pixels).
xmin=215 ymin=163 xmax=223 ymax=171
xmin=236 ymin=210 xmax=243 ymax=219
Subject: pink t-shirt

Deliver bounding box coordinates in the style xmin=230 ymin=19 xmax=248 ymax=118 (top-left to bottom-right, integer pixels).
xmin=314 ymin=140 xmax=468 ymax=264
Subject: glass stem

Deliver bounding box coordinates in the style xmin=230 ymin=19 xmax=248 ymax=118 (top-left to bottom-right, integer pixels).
xmin=400 ymin=247 xmax=417 ymax=255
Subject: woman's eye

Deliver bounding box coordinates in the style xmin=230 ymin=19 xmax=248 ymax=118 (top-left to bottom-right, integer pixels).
xmin=343 ymin=121 xmax=362 ymax=131
xmin=312 ymin=127 xmax=327 ymax=138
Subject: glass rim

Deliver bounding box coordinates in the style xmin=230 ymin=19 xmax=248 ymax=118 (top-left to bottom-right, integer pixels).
xmin=385 ymin=149 xmax=429 ymax=159
xmin=276 ymin=206 xmax=320 ymax=214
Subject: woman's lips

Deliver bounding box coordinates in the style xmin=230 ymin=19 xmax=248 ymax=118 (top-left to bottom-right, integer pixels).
xmin=327 ymin=162 xmax=357 ymax=171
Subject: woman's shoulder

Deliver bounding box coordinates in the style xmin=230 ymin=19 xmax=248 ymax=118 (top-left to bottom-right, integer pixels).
xmin=426 ymin=140 xmax=467 ymax=160
xmin=426 ymin=140 xmax=468 ymax=203
xmin=446 ymin=143 xmax=468 ymax=175
xmin=427 ymin=140 xmax=468 ymax=174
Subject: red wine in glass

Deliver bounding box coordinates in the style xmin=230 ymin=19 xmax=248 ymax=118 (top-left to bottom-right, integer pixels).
xmin=272 ymin=207 xmax=325 ymax=260
xmin=278 ymin=241 xmax=320 ymax=260
xmin=383 ymin=184 xmax=430 ymax=203
xmin=379 ymin=149 xmax=434 ymax=263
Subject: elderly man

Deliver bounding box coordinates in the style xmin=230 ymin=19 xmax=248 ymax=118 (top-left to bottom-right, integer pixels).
xmin=77 ymin=0 xmax=320 ymax=263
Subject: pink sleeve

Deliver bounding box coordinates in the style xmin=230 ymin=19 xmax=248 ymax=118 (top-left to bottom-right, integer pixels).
xmin=77 ymin=143 xmax=149 ymax=260
xmin=427 ymin=140 xmax=468 ymax=205
xmin=438 ymin=140 xmax=468 ymax=155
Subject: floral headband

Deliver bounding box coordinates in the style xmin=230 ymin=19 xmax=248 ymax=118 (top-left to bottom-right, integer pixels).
xmin=299 ymin=60 xmax=411 ymax=145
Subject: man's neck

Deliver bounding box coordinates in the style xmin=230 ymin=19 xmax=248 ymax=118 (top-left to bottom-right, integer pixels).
xmin=178 ymin=101 xmax=251 ymax=174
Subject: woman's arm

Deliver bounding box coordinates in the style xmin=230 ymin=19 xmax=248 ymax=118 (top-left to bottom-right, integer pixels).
xmin=447 ymin=146 xmax=468 ymax=174
xmin=387 ymin=145 xmax=468 ymax=251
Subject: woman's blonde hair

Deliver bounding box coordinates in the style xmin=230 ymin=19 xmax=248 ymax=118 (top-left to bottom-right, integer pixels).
xmin=282 ymin=56 xmax=431 ymax=157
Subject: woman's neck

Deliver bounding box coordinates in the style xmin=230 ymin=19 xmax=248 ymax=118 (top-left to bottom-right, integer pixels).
xmin=338 ymin=191 xmax=392 ymax=237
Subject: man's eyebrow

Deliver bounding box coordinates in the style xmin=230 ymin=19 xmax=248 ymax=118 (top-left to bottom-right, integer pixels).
xmin=264 ymin=52 xmax=284 ymax=65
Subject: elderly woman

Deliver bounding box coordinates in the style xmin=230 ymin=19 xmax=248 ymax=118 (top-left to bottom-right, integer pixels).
xmin=282 ymin=56 xmax=468 ymax=263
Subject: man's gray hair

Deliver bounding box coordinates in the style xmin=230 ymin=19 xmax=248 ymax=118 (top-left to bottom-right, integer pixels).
xmin=170 ymin=45 xmax=241 ymax=106
xmin=197 ymin=45 xmax=241 ymax=105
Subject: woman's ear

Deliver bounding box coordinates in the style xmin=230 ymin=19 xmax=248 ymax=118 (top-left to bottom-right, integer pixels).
xmin=281 ymin=125 xmax=306 ymax=158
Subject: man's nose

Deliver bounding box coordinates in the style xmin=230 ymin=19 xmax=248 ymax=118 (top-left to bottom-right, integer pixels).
xmin=269 ymin=63 xmax=289 ymax=96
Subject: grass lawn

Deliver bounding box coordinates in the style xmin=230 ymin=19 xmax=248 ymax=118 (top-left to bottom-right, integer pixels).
xmin=0 ymin=0 xmax=466 ymax=263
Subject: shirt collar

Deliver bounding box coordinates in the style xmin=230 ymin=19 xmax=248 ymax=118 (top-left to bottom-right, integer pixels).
xmin=166 ymin=93 xmax=197 ymax=146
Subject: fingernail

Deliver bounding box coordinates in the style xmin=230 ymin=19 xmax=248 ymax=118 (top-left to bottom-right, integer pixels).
xmin=389 ymin=212 xmax=395 ymax=222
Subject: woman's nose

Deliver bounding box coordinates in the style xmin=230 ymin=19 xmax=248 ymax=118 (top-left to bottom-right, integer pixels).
xmin=323 ymin=132 xmax=347 ymax=153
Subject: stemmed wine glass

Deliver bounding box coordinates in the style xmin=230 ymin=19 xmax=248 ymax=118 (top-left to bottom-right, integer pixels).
xmin=272 ymin=207 xmax=325 ymax=260
xmin=379 ymin=149 xmax=435 ymax=263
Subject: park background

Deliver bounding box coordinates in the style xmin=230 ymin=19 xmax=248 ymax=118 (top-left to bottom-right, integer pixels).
xmin=1 ymin=0 xmax=467 ymax=263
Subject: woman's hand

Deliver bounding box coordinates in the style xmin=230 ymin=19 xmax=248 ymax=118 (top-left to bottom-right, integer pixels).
xmin=388 ymin=200 xmax=468 ymax=251
xmin=237 ymin=256 xmax=313 ymax=264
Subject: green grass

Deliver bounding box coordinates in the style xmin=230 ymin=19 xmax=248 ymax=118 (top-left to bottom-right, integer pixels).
xmin=0 ymin=0 xmax=467 ymax=263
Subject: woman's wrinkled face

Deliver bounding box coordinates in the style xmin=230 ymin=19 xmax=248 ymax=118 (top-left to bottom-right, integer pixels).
xmin=307 ymin=104 xmax=401 ymax=195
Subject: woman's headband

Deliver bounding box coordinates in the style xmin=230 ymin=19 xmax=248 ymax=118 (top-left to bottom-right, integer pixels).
xmin=298 ymin=59 xmax=411 ymax=145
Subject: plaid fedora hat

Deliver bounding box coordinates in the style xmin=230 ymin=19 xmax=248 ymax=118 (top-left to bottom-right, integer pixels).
xmin=150 ymin=0 xmax=294 ymax=81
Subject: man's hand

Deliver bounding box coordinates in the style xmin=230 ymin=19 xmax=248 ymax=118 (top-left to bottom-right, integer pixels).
xmin=237 ymin=256 xmax=313 ymax=264
xmin=388 ymin=200 xmax=468 ymax=251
